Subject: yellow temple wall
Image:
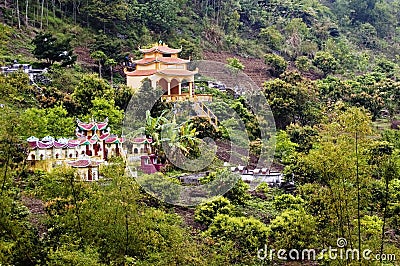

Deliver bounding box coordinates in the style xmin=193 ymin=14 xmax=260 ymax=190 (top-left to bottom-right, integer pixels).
xmin=160 ymin=63 xmax=185 ymax=70
xmin=144 ymin=52 xmax=156 ymax=58
xmin=127 ymin=76 xmax=147 ymax=89
xmin=136 ymin=64 xmax=156 ymax=71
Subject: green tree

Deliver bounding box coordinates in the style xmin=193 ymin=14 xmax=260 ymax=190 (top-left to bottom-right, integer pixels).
xmin=275 ymin=130 xmax=298 ymax=164
xmin=32 ymin=32 xmax=76 ymax=66
xmin=268 ymin=208 xmax=317 ymax=251
xmin=0 ymin=107 xmax=44 ymax=265
xmin=114 ymin=84 xmax=134 ymax=112
xmin=286 ymin=124 xmax=319 ymax=153
xmin=313 ymin=51 xmax=339 ymax=76
xmin=0 ymin=71 xmax=35 ymax=107
xmin=264 ymin=72 xmax=321 ymax=128
xmin=45 ymin=106 xmax=75 ymax=138
xmin=259 ymin=26 xmax=284 ymax=50
xmin=195 ymin=196 xmax=234 ymax=226
xmin=200 ymin=169 xmax=250 ymax=205
xmin=283 ymin=18 xmax=313 ymax=59
xmin=105 ymin=58 xmax=117 ymax=87
xmin=204 ymin=214 xmax=269 ymax=260
xmin=82 ymin=0 xmax=129 ymax=31
xmin=264 ymin=53 xmax=287 ymax=77
xmin=287 ymin=107 xmax=375 ymax=248
xmin=90 ymin=51 xmax=107 ymax=78
xmin=72 ymin=74 xmax=113 ymax=114
xmin=178 ymin=39 xmax=201 ymax=60
xmin=272 ymin=194 xmax=304 ymax=211
xmin=137 ymin=0 xmax=181 ymax=35
xmin=18 ymin=108 xmax=48 ymax=138
xmin=87 ymin=98 xmax=124 ymax=134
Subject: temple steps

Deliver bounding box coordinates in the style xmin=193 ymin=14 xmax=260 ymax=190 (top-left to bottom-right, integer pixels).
xmin=192 ymin=101 xmax=218 ymax=125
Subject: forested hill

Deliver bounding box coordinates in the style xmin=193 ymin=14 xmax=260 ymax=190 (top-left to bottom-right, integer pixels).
xmin=1 ymin=0 xmax=400 ymax=75
xmin=3 ymin=1 xmax=400 ymax=265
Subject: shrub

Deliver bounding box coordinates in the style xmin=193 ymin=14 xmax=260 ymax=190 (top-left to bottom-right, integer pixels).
xmin=275 ymin=130 xmax=298 ymax=164
xmin=200 ymin=169 xmax=250 ymax=205
xmin=272 ymin=194 xmax=304 ymax=211
xmin=204 ymin=214 xmax=269 ymax=253
xmin=194 ymin=196 xmax=233 ymax=226
xmin=255 ymin=182 xmax=270 ymax=194
xmin=268 ymin=209 xmax=317 ymax=250
xmin=295 ymin=56 xmax=312 ymax=72
xmin=313 ymin=51 xmax=338 ymax=76
xmin=264 ymin=53 xmax=287 ymax=77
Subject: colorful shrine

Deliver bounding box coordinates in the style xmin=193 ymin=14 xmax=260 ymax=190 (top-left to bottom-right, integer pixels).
xmin=124 ymin=43 xmax=211 ymax=102
xmin=26 ymin=118 xmax=125 ymax=181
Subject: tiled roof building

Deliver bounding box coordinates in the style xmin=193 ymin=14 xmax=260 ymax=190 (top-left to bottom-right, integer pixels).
xmin=125 ymin=43 xmax=208 ymax=102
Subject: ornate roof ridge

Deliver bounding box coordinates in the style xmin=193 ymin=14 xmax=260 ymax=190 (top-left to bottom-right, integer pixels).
xmin=138 ymin=44 xmax=182 ymax=54
xmin=76 ymin=117 xmax=109 ymax=131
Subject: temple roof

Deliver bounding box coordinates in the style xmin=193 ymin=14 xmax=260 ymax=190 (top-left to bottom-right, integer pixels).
xmin=77 ymin=118 xmax=108 ymax=131
xmin=125 ymin=69 xmax=157 ymax=77
xmin=68 ymin=158 xmax=102 ymax=168
xmin=105 ymin=136 xmax=125 ymax=144
xmin=27 ymin=133 xmax=124 ymax=150
xmin=125 ymin=68 xmax=197 ymax=78
xmin=133 ymin=57 xmax=189 ymax=65
xmin=28 ymin=138 xmax=81 ymax=149
xmin=132 ymin=137 xmax=153 ymax=144
xmin=139 ymin=45 xmax=181 ymax=54
xmin=157 ymin=69 xmax=197 ymax=76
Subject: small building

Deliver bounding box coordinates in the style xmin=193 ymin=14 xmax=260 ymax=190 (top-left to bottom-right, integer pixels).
xmin=124 ymin=137 xmax=153 ymax=156
xmin=140 ymin=154 xmax=164 ymax=174
xmin=67 ymin=158 xmax=102 ymax=181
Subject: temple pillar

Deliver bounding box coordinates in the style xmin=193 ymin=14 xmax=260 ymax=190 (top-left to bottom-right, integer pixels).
xmin=178 ymin=82 xmax=182 ymax=95
xmin=167 ymin=82 xmax=171 ymax=95
xmin=189 ymin=82 xmax=193 ymax=97
xmin=151 ymin=80 xmax=157 ymax=89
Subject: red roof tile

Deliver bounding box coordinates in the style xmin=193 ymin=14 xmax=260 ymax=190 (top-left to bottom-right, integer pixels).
xmin=125 ymin=69 xmax=157 ymax=76
xmin=132 ymin=137 xmax=153 ymax=144
xmin=77 ymin=119 xmax=108 ymax=131
xmin=157 ymin=69 xmax=197 ymax=76
xmin=68 ymin=159 xmax=102 ymax=168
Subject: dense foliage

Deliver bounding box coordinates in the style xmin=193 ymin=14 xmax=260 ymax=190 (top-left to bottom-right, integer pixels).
xmin=1 ymin=0 xmax=400 ymax=265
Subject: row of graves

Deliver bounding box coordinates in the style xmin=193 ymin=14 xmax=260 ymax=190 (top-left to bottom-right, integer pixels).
xmin=27 ymin=118 xmax=125 ymax=181
xmin=1 ymin=63 xmax=49 ymax=83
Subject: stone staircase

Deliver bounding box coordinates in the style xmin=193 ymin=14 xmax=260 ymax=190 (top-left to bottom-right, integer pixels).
xmin=192 ymin=101 xmax=218 ymax=125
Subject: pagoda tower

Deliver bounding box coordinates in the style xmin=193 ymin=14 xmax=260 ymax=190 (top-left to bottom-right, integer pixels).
xmin=124 ymin=43 xmax=204 ymax=102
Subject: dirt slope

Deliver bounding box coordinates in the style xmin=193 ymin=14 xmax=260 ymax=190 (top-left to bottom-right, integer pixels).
xmin=203 ymin=51 xmax=271 ymax=87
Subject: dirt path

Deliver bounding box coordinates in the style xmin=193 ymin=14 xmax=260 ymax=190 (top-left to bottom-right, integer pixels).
xmin=21 ymin=195 xmax=47 ymax=238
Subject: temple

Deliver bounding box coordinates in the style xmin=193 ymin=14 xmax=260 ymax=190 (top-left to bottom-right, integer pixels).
xmin=124 ymin=42 xmax=211 ymax=102
xmin=26 ymin=118 xmax=126 ymax=181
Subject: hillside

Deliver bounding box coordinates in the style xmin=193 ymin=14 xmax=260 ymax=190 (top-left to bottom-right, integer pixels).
xmin=2 ymin=0 xmax=400 ymax=74
xmin=1 ymin=1 xmax=400 ymax=265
